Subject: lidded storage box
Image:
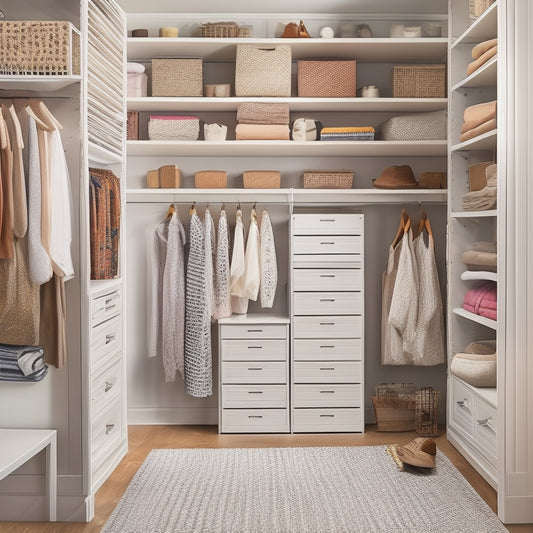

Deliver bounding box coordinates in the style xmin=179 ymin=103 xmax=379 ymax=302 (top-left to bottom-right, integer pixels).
xmin=235 ymin=44 xmax=291 ymax=97
xmin=0 ymin=21 xmax=80 ymax=75
xmin=298 ymin=59 xmax=356 ymax=97
xmin=152 ymin=58 xmax=203 ymax=97
xmin=392 ymin=64 xmax=446 ymax=98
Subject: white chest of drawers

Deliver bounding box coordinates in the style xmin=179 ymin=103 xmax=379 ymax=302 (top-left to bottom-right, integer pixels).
xmin=291 ymin=214 xmax=364 ymax=433
xmin=218 ymin=315 xmax=290 ymax=433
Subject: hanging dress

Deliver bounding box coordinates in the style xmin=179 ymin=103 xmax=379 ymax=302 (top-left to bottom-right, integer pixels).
xmin=242 ymin=207 xmax=261 ymax=300
xmin=260 ymin=209 xmax=278 ymax=308
xmin=185 ymin=210 xmax=212 ymax=397
xmin=0 ymin=108 xmax=14 ymax=259
xmin=230 ymin=208 xmax=248 ymax=314
xmin=204 ymin=206 xmax=216 ymax=319
xmin=213 ymin=208 xmax=232 ymax=319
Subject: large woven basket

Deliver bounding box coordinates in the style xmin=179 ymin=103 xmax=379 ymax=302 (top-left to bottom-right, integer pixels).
xmin=194 ymin=170 xmax=228 ymax=188
xmin=152 ymin=58 xmax=203 ymax=97
xmin=392 ymin=64 xmax=446 ymax=98
xmin=243 ymin=170 xmax=281 ymax=189
xmin=303 ymin=169 xmax=354 ymax=189
xmin=298 ymin=59 xmax=356 ymax=98
xmin=469 ymin=0 xmax=496 ymax=19
xmin=0 ymin=21 xmax=80 ymax=75
xmin=378 ymin=110 xmax=447 ymax=141
xmin=148 ymin=115 xmax=199 ymax=141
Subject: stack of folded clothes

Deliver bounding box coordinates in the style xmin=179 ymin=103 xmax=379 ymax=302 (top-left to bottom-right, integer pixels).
xmin=461 ymin=241 xmax=497 ymax=272
xmin=462 ymin=163 xmax=497 ymax=210
xmin=463 ymin=281 xmax=497 ymax=321
xmin=460 ymin=100 xmax=497 ymax=142
xmin=235 ymin=103 xmax=290 ymax=140
xmin=450 ymin=340 xmax=497 ymax=388
xmin=0 ymin=344 xmax=48 ymax=382
xmin=320 ymin=126 xmax=375 ymax=141
xmin=467 ymin=38 xmax=497 ymax=76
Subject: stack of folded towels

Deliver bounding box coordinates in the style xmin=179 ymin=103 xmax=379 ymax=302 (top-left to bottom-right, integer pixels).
xmin=320 ymin=126 xmax=375 ymax=141
xmin=235 ymin=103 xmax=290 ymax=140
xmin=467 ymin=38 xmax=497 ymax=76
xmin=460 ymin=100 xmax=497 ymax=142
xmin=462 ymin=163 xmax=497 ymax=210
xmin=0 ymin=344 xmax=48 ymax=382
xmin=463 ymin=281 xmax=497 ymax=321
xmin=461 ymin=241 xmax=497 ymax=273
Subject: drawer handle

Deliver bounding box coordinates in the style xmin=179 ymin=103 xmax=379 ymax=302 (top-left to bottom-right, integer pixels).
xmin=248 ymin=415 xmax=263 ymax=419
xmin=319 ymin=299 xmax=335 ymax=302
xmin=457 ymin=399 xmax=470 ymax=409
xmin=248 ymin=391 xmax=264 ymax=395
xmin=320 ymin=345 xmax=335 ymax=349
xmin=320 ymin=390 xmax=335 ymax=394
xmin=477 ymin=418 xmax=495 ymax=432
xmin=105 ymin=423 xmax=115 ymax=435
xmin=248 ymin=367 xmax=263 ymax=371
xmin=248 ymin=346 xmax=263 ymax=349
xmin=320 ymin=414 xmax=335 ymax=418
xmin=104 ymin=380 xmax=114 ymax=393
xmin=320 ymin=322 xmax=335 ymax=326
xmin=320 ymin=274 xmax=336 ymax=278
xmin=319 ymin=219 xmax=336 ymax=222
xmin=247 ymin=329 xmax=263 ymax=333
xmin=105 ymin=333 xmax=116 ymax=344
xmin=320 ymin=367 xmax=335 ymax=371
xmin=320 ymin=242 xmax=335 ymax=245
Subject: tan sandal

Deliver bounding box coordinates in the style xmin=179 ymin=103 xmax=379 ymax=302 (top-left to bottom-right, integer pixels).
xmin=395 ymin=437 xmax=436 ymax=468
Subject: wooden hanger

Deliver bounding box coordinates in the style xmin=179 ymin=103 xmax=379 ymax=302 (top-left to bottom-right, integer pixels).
xmin=0 ymin=108 xmax=8 ymax=149
xmin=392 ymin=209 xmax=411 ymax=248
xmin=189 ymin=202 xmax=196 ymax=216
xmin=413 ymin=210 xmax=428 ymax=239
xmin=29 ymin=100 xmax=63 ymax=130
xmin=23 ymin=104 xmax=51 ymax=131
xmin=165 ymin=203 xmax=176 ymax=219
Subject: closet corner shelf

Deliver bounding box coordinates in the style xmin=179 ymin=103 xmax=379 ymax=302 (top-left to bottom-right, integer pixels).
xmin=88 ymin=142 xmax=123 ymax=165
xmin=451 ymin=210 xmax=497 ymax=218
xmin=126 ymin=140 xmax=448 ymax=157
xmin=126 ymin=96 xmax=448 ymax=113
xmin=460 ymin=270 xmax=498 ymax=282
xmin=0 ymin=75 xmax=82 ymax=93
xmin=451 ymin=130 xmax=497 ymax=152
xmin=453 ymin=307 xmax=497 ymax=330
xmin=451 ymin=1 xmax=498 ymax=46
xmin=451 ymin=56 xmax=497 ymax=90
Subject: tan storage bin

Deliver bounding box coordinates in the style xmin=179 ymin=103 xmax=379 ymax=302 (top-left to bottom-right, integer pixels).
xmin=243 ymin=170 xmax=281 ymax=189
xmin=392 ymin=64 xmax=446 ymax=98
xmin=298 ymin=59 xmax=356 ymax=97
xmin=194 ymin=170 xmax=228 ymax=188
xmin=303 ymin=170 xmax=354 ymax=189
xmin=371 ymin=396 xmax=415 ymax=432
xmin=152 ymin=58 xmax=203 ymax=97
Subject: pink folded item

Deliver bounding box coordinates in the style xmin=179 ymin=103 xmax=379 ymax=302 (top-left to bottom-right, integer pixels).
xmin=463 ymin=100 xmax=497 ymax=125
xmin=466 ymin=45 xmax=497 ymax=76
xmin=463 ymin=281 xmax=497 ymax=320
xmin=478 ymin=307 xmax=497 ymax=321
xmin=460 ymin=118 xmax=497 ymax=142
xmin=472 ymin=38 xmax=498 ymax=59
xmin=235 ymin=124 xmax=290 ymax=140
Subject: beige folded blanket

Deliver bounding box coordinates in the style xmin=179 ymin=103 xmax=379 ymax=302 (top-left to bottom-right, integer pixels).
xmin=472 ymin=38 xmax=498 ymax=59
xmin=462 ymin=165 xmax=497 ymax=211
xmin=460 ymin=118 xmax=497 ymax=142
xmin=462 ymin=100 xmax=497 ymax=128
xmin=237 ymin=103 xmax=290 ymax=125
xmin=461 ymin=250 xmax=497 ymax=272
xmin=467 ymin=45 xmax=497 ymax=76
xmin=451 ymin=340 xmax=497 ymax=387
xmin=235 ymin=124 xmax=290 ymax=140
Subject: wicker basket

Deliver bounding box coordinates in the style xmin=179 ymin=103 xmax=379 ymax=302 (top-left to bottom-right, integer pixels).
xmin=0 ymin=21 xmax=80 ymax=76
xmin=194 ymin=170 xmax=228 ymax=188
xmin=392 ymin=64 xmax=446 ymax=98
xmin=414 ymin=387 xmax=440 ymax=437
xmin=127 ymin=111 xmax=139 ymax=141
xmin=152 ymin=58 xmax=203 ymax=97
xmin=298 ymin=59 xmax=356 ymax=98
xmin=148 ymin=115 xmax=199 ymax=141
xmin=243 ymin=170 xmax=281 ymax=189
xmin=469 ymin=0 xmax=496 ymax=19
xmin=303 ymin=170 xmax=354 ymax=189
xmin=372 ymin=396 xmax=416 ymax=432
xmin=197 ymin=22 xmax=251 ymax=38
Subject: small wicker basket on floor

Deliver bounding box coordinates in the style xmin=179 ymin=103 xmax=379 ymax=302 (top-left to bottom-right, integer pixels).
xmin=414 ymin=387 xmax=440 ymax=437
xmin=303 ymin=170 xmax=354 ymax=189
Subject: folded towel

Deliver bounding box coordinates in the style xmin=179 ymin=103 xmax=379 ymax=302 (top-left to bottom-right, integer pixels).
xmin=320 ymin=133 xmax=375 ymax=141
xmin=460 ymin=118 xmax=497 ymax=142
xmin=320 ymin=126 xmax=375 ymax=134
xmin=461 ymin=251 xmax=497 ymax=272
xmin=463 ymin=281 xmax=497 ymax=319
xmin=462 ymin=101 xmax=497 ymax=132
xmin=235 ymin=124 xmax=290 ymax=140
xmin=471 ymin=241 xmax=497 ymax=253
xmin=472 ymin=38 xmax=498 ymax=59
xmin=467 ymin=45 xmax=497 ymax=76
xmin=478 ymin=307 xmax=497 ymax=321
xmin=0 ymin=344 xmax=45 ymax=376
xmin=451 ymin=349 xmax=496 ymax=387
xmin=462 ymin=164 xmax=497 ymax=210
xmin=237 ymin=103 xmax=290 ymax=125
xmin=127 ymin=62 xmax=145 ymax=73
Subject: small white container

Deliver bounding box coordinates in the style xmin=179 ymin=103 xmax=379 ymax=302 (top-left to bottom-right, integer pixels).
xmin=127 ymin=72 xmax=147 ymax=97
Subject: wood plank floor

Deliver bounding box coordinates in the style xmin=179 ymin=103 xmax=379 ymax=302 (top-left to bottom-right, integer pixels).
xmin=2 ymin=425 xmax=532 ymax=532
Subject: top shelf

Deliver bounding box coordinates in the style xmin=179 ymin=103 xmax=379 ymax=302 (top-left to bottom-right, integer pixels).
xmin=452 ymin=2 xmax=497 ymax=46
xmin=127 ymin=37 xmax=449 ymax=62
xmin=0 ymin=76 xmax=82 ymax=93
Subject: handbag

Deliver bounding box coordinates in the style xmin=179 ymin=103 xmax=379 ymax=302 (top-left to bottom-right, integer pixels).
xmin=281 ymin=20 xmax=311 ymax=38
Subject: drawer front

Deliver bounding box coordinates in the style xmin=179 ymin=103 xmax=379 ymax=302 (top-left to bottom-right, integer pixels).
xmin=91 ymin=353 xmax=122 ymax=415
xmin=221 ymin=409 xmax=289 ymax=433
xmin=293 ymin=384 xmax=362 ymax=408
xmin=293 ymin=339 xmax=362 ymax=361
xmin=91 ymin=315 xmax=122 ymax=368
xmin=221 ymin=361 xmax=287 ymax=384
xmin=293 ymin=269 xmax=362 ymax=291
xmin=292 ymin=214 xmax=363 ymax=235
xmin=222 ymin=385 xmax=287 ymax=408
xmin=294 ymin=361 xmax=362 ymax=383
xmin=293 ymin=236 xmax=362 ymax=255
xmin=293 ymin=292 xmax=362 ymax=316
xmin=219 ymin=324 xmax=287 ymax=340
xmin=220 ymin=339 xmax=287 ymax=361
xmin=293 ymin=316 xmax=362 ymax=339
xmin=474 ymin=399 xmax=497 ymax=462
xmin=92 ymin=397 xmax=122 ymax=470
xmin=91 ymin=289 xmax=121 ymax=327
xmin=450 ymin=376 xmax=475 ymax=438
xmin=292 ymin=408 xmax=362 ymax=433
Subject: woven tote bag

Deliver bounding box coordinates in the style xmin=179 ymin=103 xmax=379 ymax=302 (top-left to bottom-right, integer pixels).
xmin=235 ymin=44 xmax=292 ymax=97
xmin=378 ymin=110 xmax=447 ymax=141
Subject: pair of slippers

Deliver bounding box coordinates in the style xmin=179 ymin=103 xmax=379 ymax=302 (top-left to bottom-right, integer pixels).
xmin=388 ymin=437 xmax=437 ymax=470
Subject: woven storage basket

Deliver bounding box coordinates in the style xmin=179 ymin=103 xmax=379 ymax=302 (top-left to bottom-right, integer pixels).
xmin=303 ymin=169 xmax=354 ymax=189
xmin=298 ymin=59 xmax=356 ymax=97
xmin=152 ymin=58 xmax=203 ymax=97
xmin=148 ymin=115 xmax=199 ymax=141
xmin=371 ymin=396 xmax=416 ymax=432
xmin=127 ymin=111 xmax=139 ymax=141
xmin=235 ymin=44 xmax=292 ymax=97
xmin=194 ymin=170 xmax=228 ymax=188
xmin=378 ymin=110 xmax=447 ymax=141
xmin=197 ymin=22 xmax=251 ymax=38
xmin=469 ymin=0 xmax=496 ymax=19
xmin=0 ymin=21 xmax=80 ymax=76
xmin=414 ymin=387 xmax=440 ymax=437
xmin=243 ymin=170 xmax=281 ymax=189
xmin=392 ymin=64 xmax=446 ymax=98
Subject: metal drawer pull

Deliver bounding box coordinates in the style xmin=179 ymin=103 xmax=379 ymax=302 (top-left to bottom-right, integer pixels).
xmin=104 ymin=381 xmax=114 ymax=392
xmin=320 ymin=390 xmax=335 ymax=394
xmin=456 ymin=399 xmax=469 ymax=408
xmin=320 ymin=322 xmax=335 ymax=326
xmin=248 ymin=391 xmax=264 ymax=394
xmin=320 ymin=274 xmax=335 ymax=278
xmin=247 ymin=329 xmax=263 ymax=333
xmin=105 ymin=333 xmax=116 ymax=344
xmin=320 ymin=414 xmax=335 ymax=418
xmin=320 ymin=345 xmax=335 ymax=349
xmin=477 ymin=418 xmax=495 ymax=431
xmin=248 ymin=367 xmax=263 ymax=371
xmin=248 ymin=346 xmax=263 ymax=349
xmin=105 ymin=424 xmax=115 ymax=435
xmin=320 ymin=299 xmax=335 ymax=302
xmin=320 ymin=367 xmax=335 ymax=371
xmin=320 ymin=242 xmax=335 ymax=245
xmin=248 ymin=415 xmax=263 ymax=419
xmin=319 ymin=219 xmax=336 ymax=222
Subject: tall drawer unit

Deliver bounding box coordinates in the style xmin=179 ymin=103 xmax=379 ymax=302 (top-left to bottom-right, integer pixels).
xmin=218 ymin=315 xmax=290 ymax=433
xmin=291 ymin=214 xmax=364 ymax=433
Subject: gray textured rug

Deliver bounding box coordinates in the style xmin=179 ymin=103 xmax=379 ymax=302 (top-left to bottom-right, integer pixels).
xmin=102 ymin=446 xmax=508 ymax=533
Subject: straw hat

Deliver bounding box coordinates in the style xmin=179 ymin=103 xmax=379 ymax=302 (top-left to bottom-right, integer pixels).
xmin=395 ymin=437 xmax=437 ymax=468
xmin=373 ymin=165 xmax=418 ymax=189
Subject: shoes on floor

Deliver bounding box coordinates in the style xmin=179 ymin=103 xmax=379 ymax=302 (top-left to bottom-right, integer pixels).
xmin=395 ymin=437 xmax=437 ymax=468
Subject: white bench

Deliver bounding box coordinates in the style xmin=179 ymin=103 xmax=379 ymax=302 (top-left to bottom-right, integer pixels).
xmin=0 ymin=428 xmax=57 ymax=521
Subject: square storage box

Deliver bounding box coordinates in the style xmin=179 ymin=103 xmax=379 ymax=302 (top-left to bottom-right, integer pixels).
xmin=148 ymin=115 xmax=199 ymax=141
xmin=194 ymin=171 xmax=228 ymax=188
xmin=298 ymin=59 xmax=356 ymax=98
xmin=243 ymin=170 xmax=281 ymax=189
xmin=392 ymin=64 xmax=446 ymax=98
xmin=127 ymin=72 xmax=147 ymax=97
xmin=303 ymin=170 xmax=354 ymax=189
xmin=152 ymin=58 xmax=203 ymax=97
xmin=235 ymin=44 xmax=292 ymax=97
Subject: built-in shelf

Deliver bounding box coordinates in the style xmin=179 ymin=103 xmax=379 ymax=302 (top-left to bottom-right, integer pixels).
xmin=0 ymin=75 xmax=82 ymax=92
xmin=127 ymin=96 xmax=448 ymax=113
xmin=451 ymin=130 xmax=497 ymax=152
xmin=88 ymin=142 xmax=123 ymax=165
xmin=453 ymin=307 xmax=497 ymax=330
xmin=127 ymin=37 xmax=449 ymax=62
xmin=451 ymin=210 xmax=497 ymax=218
xmin=127 ymin=140 xmax=448 ymax=157
xmin=451 ymin=1 xmax=498 ymax=46
xmin=292 ymin=188 xmax=447 ymax=204
xmin=461 ymin=270 xmax=498 ymax=282
xmin=452 ymin=56 xmax=497 ymax=90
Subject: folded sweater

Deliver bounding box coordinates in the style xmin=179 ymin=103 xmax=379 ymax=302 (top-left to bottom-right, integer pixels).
xmin=472 ymin=38 xmax=498 ymax=59
xmin=467 ymin=45 xmax=497 ymax=76
xmin=460 ymin=118 xmax=497 ymax=142
xmin=462 ymin=100 xmax=497 ymax=132
xmin=235 ymin=124 xmax=290 ymax=140
xmin=237 ymin=103 xmax=290 ymax=125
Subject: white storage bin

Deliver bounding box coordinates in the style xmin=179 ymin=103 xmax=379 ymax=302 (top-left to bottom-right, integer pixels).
xmin=127 ymin=72 xmax=147 ymax=97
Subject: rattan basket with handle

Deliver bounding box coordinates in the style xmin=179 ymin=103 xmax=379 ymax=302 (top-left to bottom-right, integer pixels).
xmin=303 ymin=169 xmax=354 ymax=189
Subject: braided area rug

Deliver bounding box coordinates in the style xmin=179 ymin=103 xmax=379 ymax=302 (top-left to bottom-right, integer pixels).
xmin=102 ymin=446 xmax=508 ymax=533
